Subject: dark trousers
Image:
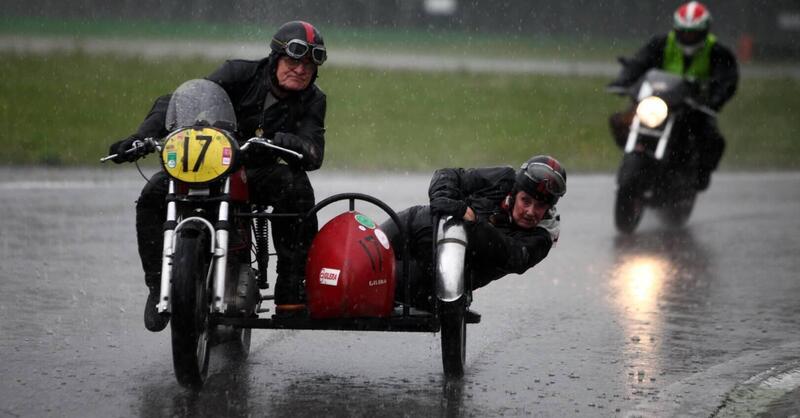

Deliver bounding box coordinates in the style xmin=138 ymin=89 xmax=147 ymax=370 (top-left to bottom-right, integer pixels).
xmin=380 ymin=205 xmax=503 ymax=309
xmin=135 ymin=164 xmax=317 ymax=303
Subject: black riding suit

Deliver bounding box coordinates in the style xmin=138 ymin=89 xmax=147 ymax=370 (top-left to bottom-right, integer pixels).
xmin=608 ymin=34 xmax=738 ymax=178
xmin=130 ymin=55 xmax=326 ymax=305
xmin=380 ymin=167 xmax=554 ymax=309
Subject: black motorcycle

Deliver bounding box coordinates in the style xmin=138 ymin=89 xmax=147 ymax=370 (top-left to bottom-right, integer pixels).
xmin=609 ymin=68 xmax=717 ymax=234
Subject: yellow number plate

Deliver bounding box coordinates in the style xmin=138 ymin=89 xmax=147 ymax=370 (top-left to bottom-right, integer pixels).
xmin=161 ymin=127 xmax=236 ymax=183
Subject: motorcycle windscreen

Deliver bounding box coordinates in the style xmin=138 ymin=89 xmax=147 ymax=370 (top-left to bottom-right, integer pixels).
xmin=306 ymin=212 xmax=396 ymax=319
xmin=165 ymin=79 xmax=237 ymax=132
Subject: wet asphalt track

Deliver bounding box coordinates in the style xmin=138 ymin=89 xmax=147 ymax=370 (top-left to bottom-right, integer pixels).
xmin=1 ymin=167 xmax=799 ymax=417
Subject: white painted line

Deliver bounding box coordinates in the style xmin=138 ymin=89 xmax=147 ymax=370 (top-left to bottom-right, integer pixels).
xmin=1 ymin=35 xmax=797 ymax=79
xmin=715 ymin=365 xmax=800 ymax=417
xmin=625 ymin=340 xmax=800 ymax=417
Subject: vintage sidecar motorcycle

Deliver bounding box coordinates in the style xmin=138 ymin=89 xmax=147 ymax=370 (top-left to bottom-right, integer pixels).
xmin=103 ymin=79 xmax=476 ymax=389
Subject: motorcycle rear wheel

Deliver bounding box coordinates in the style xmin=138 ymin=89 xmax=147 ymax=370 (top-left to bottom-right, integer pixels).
xmin=659 ymin=194 xmax=696 ymax=228
xmin=170 ymin=230 xmax=212 ymax=389
xmin=614 ymin=187 xmax=644 ymax=234
xmin=440 ymin=296 xmax=467 ymax=379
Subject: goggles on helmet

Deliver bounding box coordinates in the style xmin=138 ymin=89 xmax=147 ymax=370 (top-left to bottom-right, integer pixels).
xmin=517 ymin=162 xmax=566 ymax=206
xmin=274 ymin=38 xmax=327 ymax=65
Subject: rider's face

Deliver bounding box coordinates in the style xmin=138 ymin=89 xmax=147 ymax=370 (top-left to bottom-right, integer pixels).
xmin=511 ymin=190 xmax=550 ymax=229
xmin=276 ymin=56 xmax=316 ymax=91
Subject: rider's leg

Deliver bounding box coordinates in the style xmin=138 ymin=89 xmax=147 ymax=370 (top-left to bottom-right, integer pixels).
xmin=695 ymin=115 xmax=726 ymax=191
xmin=135 ymin=171 xmax=170 ymax=332
xmin=247 ymin=164 xmax=317 ymax=314
xmin=381 ymin=205 xmax=435 ymax=310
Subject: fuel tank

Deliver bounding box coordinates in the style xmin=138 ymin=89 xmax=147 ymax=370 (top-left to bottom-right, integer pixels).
xmin=305 ymin=211 xmax=396 ymax=319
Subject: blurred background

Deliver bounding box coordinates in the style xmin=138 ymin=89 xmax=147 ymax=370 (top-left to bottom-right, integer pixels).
xmin=1 ymin=0 xmax=798 ymax=170
xmin=3 ymin=0 xmax=798 ymax=59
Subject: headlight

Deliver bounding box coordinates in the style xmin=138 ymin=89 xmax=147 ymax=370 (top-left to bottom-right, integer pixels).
xmin=636 ymin=96 xmax=669 ymax=128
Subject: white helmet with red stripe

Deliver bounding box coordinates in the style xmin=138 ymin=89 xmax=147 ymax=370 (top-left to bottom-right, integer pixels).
xmin=673 ymin=1 xmax=712 ymax=31
xmin=673 ymin=2 xmax=712 ymax=54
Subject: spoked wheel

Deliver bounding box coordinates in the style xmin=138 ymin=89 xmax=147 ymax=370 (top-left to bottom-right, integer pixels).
xmin=614 ymin=186 xmax=644 ymax=234
xmin=170 ymin=230 xmax=212 ymax=389
xmin=659 ymin=194 xmax=696 ymax=228
xmin=440 ymin=296 xmax=467 ymax=379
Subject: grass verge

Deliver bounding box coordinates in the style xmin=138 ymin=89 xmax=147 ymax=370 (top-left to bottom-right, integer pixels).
xmin=1 ymin=52 xmax=798 ymax=171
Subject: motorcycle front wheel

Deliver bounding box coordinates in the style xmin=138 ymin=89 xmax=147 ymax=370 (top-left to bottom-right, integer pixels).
xmin=440 ymin=296 xmax=467 ymax=379
xmin=170 ymin=229 xmax=212 ymax=389
xmin=614 ymin=186 xmax=644 ymax=234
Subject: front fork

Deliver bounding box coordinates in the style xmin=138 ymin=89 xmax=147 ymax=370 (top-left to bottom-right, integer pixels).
xmin=211 ymin=179 xmax=231 ymax=313
xmin=156 ymin=181 xmax=177 ymax=314
xmin=155 ymin=178 xmax=232 ymax=315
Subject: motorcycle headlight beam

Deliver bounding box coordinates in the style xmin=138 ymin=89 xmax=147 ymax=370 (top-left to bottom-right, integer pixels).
xmin=636 ymin=96 xmax=669 ymax=128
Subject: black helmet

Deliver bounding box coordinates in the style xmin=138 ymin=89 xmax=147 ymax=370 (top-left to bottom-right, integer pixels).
xmin=515 ymin=155 xmax=567 ymax=206
xmin=269 ymin=20 xmax=327 ymax=65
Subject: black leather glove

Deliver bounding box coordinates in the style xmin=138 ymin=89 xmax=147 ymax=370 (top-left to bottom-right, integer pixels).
xmin=108 ymin=135 xmax=146 ymax=164
xmin=430 ymin=197 xmax=467 ymax=219
xmin=239 ymin=139 xmax=278 ymax=168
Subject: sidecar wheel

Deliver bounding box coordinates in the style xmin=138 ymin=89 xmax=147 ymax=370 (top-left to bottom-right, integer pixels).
xmin=440 ymin=297 xmax=467 ymax=378
xmin=170 ymin=230 xmax=212 ymax=390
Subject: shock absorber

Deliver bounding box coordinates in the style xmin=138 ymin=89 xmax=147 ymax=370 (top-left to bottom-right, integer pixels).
xmin=254 ymin=214 xmax=270 ymax=289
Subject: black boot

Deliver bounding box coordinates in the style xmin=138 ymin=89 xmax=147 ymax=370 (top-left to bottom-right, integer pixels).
xmin=144 ymin=274 xmax=169 ymax=332
xmin=274 ymin=275 xmax=307 ymax=318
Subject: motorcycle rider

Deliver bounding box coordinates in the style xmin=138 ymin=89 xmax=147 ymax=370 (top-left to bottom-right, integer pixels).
xmin=607 ymin=1 xmax=738 ymax=191
xmin=108 ymin=21 xmax=327 ymax=331
xmin=381 ymin=155 xmax=566 ymax=310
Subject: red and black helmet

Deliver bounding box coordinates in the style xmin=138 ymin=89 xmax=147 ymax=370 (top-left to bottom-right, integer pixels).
xmin=269 ymin=20 xmax=327 ymax=65
xmin=515 ymin=155 xmax=567 ymax=206
xmin=673 ymin=1 xmax=712 ymax=48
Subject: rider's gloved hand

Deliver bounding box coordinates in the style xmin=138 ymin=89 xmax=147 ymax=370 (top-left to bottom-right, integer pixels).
xmin=536 ymin=207 xmax=561 ymax=244
xmin=430 ymin=197 xmax=467 ymax=219
xmin=109 ymin=134 xmax=147 ymax=164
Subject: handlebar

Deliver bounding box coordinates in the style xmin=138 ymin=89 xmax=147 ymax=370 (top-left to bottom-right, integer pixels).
xmin=100 ymin=136 xmax=304 ymax=163
xmin=605 ymin=85 xmax=629 ymax=96
xmin=684 ymin=98 xmax=718 ymax=118
xmin=100 ymin=137 xmax=158 ymax=163
xmin=241 ymin=137 xmax=303 ymax=161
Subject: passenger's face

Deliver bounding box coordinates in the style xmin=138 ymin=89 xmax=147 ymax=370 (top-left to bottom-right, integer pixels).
xmin=511 ymin=191 xmax=550 ymax=229
xmin=276 ymin=56 xmax=315 ymax=91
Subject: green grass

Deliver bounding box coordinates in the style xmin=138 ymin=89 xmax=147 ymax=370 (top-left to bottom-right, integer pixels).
xmin=1 ymin=52 xmax=798 ymax=171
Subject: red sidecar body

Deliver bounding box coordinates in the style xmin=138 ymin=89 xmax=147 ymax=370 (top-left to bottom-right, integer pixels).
xmin=305 ymin=211 xmax=396 ymax=319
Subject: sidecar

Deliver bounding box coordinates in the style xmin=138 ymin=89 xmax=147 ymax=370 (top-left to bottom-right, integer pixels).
xmin=214 ymin=193 xmax=477 ymax=378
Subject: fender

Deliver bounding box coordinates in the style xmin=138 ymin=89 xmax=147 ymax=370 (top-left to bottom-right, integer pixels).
xmin=435 ymin=216 xmax=468 ymax=303
xmin=617 ymin=152 xmax=650 ymax=191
